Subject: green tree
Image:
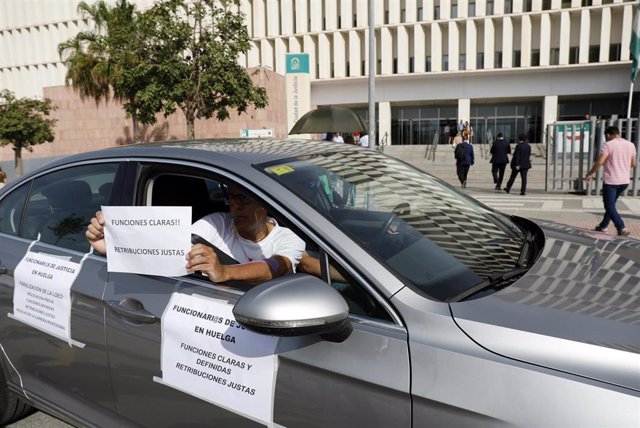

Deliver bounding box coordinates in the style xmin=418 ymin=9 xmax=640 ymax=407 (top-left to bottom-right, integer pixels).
xmin=0 ymin=90 xmax=57 ymax=177
xmin=58 ymin=0 xmax=151 ymax=141
xmin=139 ymin=0 xmax=268 ymax=139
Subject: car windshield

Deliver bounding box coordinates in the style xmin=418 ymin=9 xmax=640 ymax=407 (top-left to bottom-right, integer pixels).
xmin=260 ymin=150 xmax=526 ymax=301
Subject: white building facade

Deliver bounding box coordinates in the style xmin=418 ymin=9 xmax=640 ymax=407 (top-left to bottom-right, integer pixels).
xmin=1 ymin=0 xmax=638 ymax=146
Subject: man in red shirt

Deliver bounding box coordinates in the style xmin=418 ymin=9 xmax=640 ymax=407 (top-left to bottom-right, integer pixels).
xmin=584 ymin=126 xmax=638 ymax=236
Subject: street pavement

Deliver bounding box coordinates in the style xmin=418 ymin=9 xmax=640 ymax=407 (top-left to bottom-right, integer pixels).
xmin=462 ymin=185 xmax=640 ymax=239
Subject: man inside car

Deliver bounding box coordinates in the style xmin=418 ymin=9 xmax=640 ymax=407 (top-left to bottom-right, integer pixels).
xmin=86 ymin=186 xmax=305 ymax=285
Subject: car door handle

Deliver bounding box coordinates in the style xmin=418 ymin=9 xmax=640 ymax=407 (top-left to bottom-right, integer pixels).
xmin=107 ymin=298 xmax=158 ymax=324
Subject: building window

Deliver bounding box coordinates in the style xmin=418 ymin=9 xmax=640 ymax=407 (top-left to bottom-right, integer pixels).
xmin=459 ymin=53 xmax=466 ymax=70
xmin=385 ymin=10 xmax=389 ymax=24
xmin=401 ymin=8 xmax=406 ymax=22
xmin=542 ymin=0 xmax=552 ymax=9
xmin=569 ymin=46 xmax=579 ymax=64
xmin=513 ymin=50 xmax=521 ymax=67
xmin=550 ymin=48 xmax=560 ymax=65
xmin=410 ymin=57 xmax=415 ymax=72
xmin=561 ymin=0 xmax=571 ymax=8
xmin=589 ymin=45 xmax=600 ymax=63
xmin=486 ymin=0 xmax=494 ymax=15
xmin=426 ymin=56 xmax=432 ymax=71
xmin=353 ymin=14 xmax=357 ymax=27
xmin=469 ymin=2 xmax=476 ymax=16
xmin=609 ymin=43 xmax=621 ymax=61
xmin=504 ymin=0 xmax=512 ymax=13
xmin=531 ymin=49 xmax=540 ymax=66
xmin=377 ymin=59 xmax=381 ymax=74
xmin=443 ymin=55 xmax=449 ymax=71
xmin=418 ymin=7 xmax=423 ymax=21
xmin=393 ymin=58 xmax=398 ymax=74
xmin=362 ymin=60 xmax=366 ymax=75
xmin=524 ymin=0 xmax=532 ymax=12
xmin=495 ymin=52 xmax=502 ymax=68
xmin=477 ymin=52 xmax=484 ymax=69
xmin=582 ymin=0 xmax=593 ymax=6
xmin=435 ymin=6 xmax=441 ymax=19
xmin=451 ymin=4 xmax=458 ymax=18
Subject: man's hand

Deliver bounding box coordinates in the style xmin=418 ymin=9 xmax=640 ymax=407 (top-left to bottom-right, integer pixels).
xmin=86 ymin=211 xmax=107 ymax=255
xmin=186 ymin=244 xmax=228 ymax=283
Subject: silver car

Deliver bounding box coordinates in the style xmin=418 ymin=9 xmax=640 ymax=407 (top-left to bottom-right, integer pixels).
xmin=0 ymin=139 xmax=637 ymax=427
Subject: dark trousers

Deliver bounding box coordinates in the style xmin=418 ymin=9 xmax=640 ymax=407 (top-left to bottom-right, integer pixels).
xmin=505 ymin=168 xmax=528 ymax=194
xmin=491 ymin=163 xmax=507 ymax=188
xmin=598 ymin=184 xmax=628 ymax=230
xmin=456 ymin=164 xmax=470 ymax=185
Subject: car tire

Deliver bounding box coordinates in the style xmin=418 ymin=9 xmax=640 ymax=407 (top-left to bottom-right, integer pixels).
xmin=0 ymin=364 xmax=35 ymax=425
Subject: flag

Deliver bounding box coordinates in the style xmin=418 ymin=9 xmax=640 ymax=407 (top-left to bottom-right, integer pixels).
xmin=631 ymin=3 xmax=640 ymax=82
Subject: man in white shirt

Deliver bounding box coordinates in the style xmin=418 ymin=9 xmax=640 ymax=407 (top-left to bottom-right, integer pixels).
xmin=359 ymin=133 xmax=369 ymax=148
xmin=86 ymin=186 xmax=305 ymax=285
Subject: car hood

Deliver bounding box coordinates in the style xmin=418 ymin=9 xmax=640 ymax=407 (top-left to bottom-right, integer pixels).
xmin=450 ymin=220 xmax=640 ymax=392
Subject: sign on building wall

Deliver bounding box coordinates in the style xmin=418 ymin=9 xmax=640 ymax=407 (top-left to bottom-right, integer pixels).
xmin=286 ymin=53 xmax=310 ymax=136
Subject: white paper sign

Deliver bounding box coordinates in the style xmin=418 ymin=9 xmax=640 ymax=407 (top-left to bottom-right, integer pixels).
xmin=12 ymin=250 xmax=81 ymax=344
xmin=158 ymin=293 xmax=278 ymax=425
xmin=102 ymin=206 xmax=192 ymax=276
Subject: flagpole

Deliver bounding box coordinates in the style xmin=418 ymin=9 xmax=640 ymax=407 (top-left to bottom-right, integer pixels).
xmin=628 ymin=82 xmax=634 ymax=119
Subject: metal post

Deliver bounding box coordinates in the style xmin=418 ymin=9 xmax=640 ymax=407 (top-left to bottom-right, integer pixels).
xmin=368 ymin=0 xmax=376 ymax=150
xmin=545 ymin=123 xmax=552 ymax=191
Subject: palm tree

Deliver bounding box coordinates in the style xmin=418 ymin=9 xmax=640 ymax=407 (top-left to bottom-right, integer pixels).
xmin=58 ymin=0 xmax=142 ymax=141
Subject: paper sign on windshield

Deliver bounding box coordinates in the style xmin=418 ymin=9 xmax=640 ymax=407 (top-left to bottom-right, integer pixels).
xmin=12 ymin=250 xmax=82 ymax=345
xmin=102 ymin=206 xmax=192 ymax=276
xmin=157 ymin=293 xmax=279 ymax=425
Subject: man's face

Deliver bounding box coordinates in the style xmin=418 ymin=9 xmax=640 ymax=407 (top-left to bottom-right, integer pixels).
xmin=227 ymin=187 xmax=266 ymax=232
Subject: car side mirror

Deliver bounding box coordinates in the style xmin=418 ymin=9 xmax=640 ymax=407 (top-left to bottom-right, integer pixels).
xmin=232 ymin=274 xmax=352 ymax=343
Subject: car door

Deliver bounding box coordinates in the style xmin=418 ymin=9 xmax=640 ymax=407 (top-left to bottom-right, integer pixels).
xmin=103 ymin=163 xmax=411 ymax=427
xmin=0 ymin=162 xmax=122 ymax=426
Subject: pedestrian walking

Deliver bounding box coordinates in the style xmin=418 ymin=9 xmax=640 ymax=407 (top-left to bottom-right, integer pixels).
xmin=504 ymin=133 xmax=531 ymax=195
xmin=454 ymin=135 xmax=474 ymax=188
xmin=584 ymin=126 xmax=637 ymax=236
xmin=490 ymin=132 xmax=511 ymax=191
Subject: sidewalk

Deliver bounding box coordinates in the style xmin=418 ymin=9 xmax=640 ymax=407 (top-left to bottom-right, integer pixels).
xmin=461 ymin=186 xmax=640 ymax=239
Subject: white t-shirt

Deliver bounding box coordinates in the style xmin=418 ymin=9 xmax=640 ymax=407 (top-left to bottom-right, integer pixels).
xmin=359 ymin=134 xmax=369 ymax=147
xmin=192 ymin=212 xmax=305 ymax=270
xmin=333 ymin=135 xmax=344 ymax=144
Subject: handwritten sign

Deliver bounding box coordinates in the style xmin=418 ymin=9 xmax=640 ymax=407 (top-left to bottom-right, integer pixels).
xmin=157 ymin=293 xmax=278 ymax=425
xmin=12 ymin=250 xmax=84 ymax=346
xmin=102 ymin=206 xmax=192 ymax=276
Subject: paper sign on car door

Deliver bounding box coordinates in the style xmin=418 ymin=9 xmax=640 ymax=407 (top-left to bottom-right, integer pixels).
xmin=12 ymin=250 xmax=84 ymax=346
xmin=157 ymin=292 xmax=278 ymax=425
xmin=102 ymin=206 xmax=192 ymax=276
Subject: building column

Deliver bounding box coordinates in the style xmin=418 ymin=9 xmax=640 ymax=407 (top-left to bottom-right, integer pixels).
xmin=379 ymin=102 xmax=392 ymax=146
xmin=543 ymin=95 xmax=558 ymax=144
xmin=458 ymin=98 xmax=470 ymax=123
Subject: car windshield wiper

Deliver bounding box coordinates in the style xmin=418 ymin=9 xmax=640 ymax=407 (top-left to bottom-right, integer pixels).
xmin=447 ymin=267 xmax=530 ymax=303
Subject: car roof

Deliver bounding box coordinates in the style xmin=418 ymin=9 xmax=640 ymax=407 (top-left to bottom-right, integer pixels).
xmin=44 ymin=138 xmax=354 ymax=169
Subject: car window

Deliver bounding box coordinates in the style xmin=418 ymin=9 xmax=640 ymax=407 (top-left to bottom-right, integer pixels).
xmin=299 ymin=242 xmax=393 ymax=322
xmin=144 ymin=173 xmax=228 ymax=224
xmin=0 ymin=183 xmax=29 ymax=236
xmin=261 ymin=152 xmax=527 ymax=302
xmin=22 ymin=163 xmax=119 ymax=252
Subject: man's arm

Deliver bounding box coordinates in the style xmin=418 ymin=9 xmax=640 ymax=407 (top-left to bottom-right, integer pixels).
xmin=584 ymin=152 xmax=608 ymax=182
xmin=186 ymin=244 xmax=292 ymax=284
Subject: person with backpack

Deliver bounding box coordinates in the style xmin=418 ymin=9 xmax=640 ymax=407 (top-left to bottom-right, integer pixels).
xmin=455 ymin=135 xmax=474 ymax=188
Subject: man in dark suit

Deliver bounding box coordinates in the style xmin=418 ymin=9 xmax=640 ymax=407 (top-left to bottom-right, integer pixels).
xmin=455 ymin=137 xmax=475 ymax=188
xmin=504 ymin=133 xmax=532 ymax=195
xmin=490 ymin=132 xmax=511 ymax=191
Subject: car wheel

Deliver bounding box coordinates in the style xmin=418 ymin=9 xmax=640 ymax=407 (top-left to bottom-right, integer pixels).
xmin=0 ymin=364 xmax=35 ymax=425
